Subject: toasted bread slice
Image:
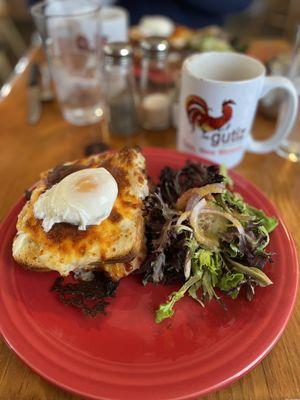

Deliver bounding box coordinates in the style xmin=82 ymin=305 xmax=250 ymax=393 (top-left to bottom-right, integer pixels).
xmin=99 ymin=240 xmax=147 ymax=280
xmin=13 ymin=148 xmax=148 ymax=279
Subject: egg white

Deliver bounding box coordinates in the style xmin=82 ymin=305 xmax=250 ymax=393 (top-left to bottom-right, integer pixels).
xmin=34 ymin=168 xmax=118 ymax=232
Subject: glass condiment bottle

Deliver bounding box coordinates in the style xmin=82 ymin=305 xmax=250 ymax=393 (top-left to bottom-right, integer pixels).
xmin=104 ymin=42 xmax=138 ymax=136
xmin=139 ymin=36 xmax=171 ymax=131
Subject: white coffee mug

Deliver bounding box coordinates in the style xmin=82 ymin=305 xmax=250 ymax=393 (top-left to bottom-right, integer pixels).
xmin=177 ymin=52 xmax=298 ymax=168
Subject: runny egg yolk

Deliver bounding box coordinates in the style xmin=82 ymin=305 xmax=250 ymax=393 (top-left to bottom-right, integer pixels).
xmin=34 ymin=168 xmax=118 ymax=232
xmin=75 ymin=178 xmax=98 ymax=193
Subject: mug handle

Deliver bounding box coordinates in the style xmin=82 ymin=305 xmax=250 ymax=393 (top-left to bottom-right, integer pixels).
xmin=248 ymin=76 xmax=298 ymax=154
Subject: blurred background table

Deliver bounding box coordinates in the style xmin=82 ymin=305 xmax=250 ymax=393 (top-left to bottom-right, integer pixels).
xmin=0 ymin=47 xmax=299 ymax=400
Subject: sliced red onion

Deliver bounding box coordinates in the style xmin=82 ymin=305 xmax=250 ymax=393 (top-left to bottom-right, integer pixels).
xmin=189 ymin=199 xmax=245 ymax=249
xmin=186 ymin=194 xmax=202 ymax=211
xmin=189 ymin=198 xmax=207 ymax=244
xmin=176 ymin=211 xmax=191 ymax=226
xmin=176 ymin=183 xmax=225 ymax=211
xmin=184 ymin=258 xmax=192 ymax=280
xmin=200 ymin=208 xmax=245 ymax=235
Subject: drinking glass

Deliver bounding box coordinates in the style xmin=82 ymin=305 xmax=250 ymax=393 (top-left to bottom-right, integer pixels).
xmin=277 ymin=26 xmax=300 ymax=162
xmin=31 ymin=0 xmax=105 ymax=126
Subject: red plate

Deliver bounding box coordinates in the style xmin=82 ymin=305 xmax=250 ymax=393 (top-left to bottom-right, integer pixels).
xmin=0 ymin=148 xmax=298 ymax=400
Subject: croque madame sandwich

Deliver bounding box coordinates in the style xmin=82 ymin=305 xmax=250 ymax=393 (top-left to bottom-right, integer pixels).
xmin=12 ymin=147 xmax=149 ymax=281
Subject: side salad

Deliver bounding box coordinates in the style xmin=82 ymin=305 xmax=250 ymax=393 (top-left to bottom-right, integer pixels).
xmin=142 ymin=161 xmax=278 ymax=323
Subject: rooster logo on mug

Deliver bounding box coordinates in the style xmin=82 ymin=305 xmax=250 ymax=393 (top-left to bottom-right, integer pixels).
xmin=186 ymin=95 xmax=235 ymax=132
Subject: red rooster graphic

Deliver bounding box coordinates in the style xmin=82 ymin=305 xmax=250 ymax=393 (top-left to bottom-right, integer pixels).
xmin=186 ymin=95 xmax=235 ymax=132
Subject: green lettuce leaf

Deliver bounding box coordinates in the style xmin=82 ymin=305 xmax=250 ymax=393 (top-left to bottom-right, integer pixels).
xmin=247 ymin=206 xmax=278 ymax=233
xmin=218 ymin=272 xmax=245 ymax=292
xmin=217 ymin=190 xmax=247 ymax=215
xmin=156 ymin=249 xmax=224 ymax=323
xmin=217 ymin=189 xmax=278 ymax=234
xmin=224 ymin=256 xmax=273 ymax=287
xmin=155 ymin=275 xmax=201 ymax=323
xmin=188 ymin=280 xmax=204 ymax=305
xmin=192 ymin=249 xmax=223 ymax=284
xmin=220 ymin=165 xmax=233 ymax=188
xmin=226 ymin=240 xmax=239 ymax=258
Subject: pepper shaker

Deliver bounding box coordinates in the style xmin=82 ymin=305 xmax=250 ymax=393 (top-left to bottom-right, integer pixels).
xmin=104 ymin=42 xmax=138 ymax=136
xmin=139 ymin=36 xmax=171 ymax=131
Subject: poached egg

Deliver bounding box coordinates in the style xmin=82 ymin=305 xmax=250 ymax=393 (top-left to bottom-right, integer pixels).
xmin=34 ymin=168 xmax=118 ymax=232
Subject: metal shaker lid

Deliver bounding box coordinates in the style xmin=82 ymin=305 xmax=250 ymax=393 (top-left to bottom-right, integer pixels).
xmin=140 ymin=36 xmax=169 ymax=55
xmin=104 ymin=42 xmax=133 ymax=58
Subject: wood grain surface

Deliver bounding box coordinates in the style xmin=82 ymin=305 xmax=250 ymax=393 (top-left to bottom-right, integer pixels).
xmin=0 ymin=48 xmax=299 ymax=400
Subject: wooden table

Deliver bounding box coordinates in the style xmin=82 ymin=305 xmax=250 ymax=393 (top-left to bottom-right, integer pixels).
xmin=0 ymin=48 xmax=299 ymax=400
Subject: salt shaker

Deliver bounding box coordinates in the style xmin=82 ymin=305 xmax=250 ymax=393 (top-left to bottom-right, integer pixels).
xmin=104 ymin=42 xmax=138 ymax=136
xmin=139 ymin=37 xmax=171 ymax=131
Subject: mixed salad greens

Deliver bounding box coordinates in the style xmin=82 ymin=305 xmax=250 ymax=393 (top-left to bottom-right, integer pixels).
xmin=142 ymin=162 xmax=277 ymax=323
